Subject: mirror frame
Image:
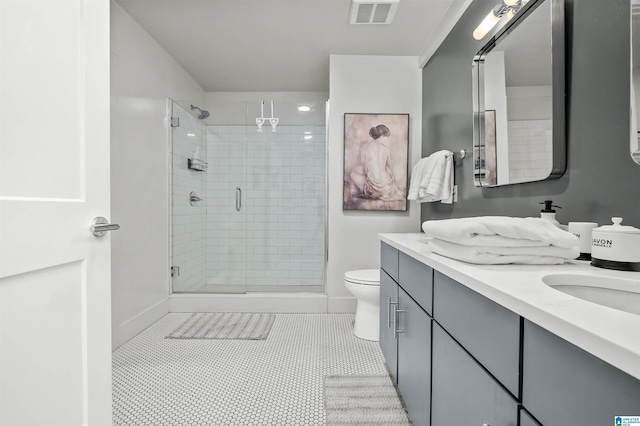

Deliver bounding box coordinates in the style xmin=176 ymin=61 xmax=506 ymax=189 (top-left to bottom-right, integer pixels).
xmin=631 ymin=0 xmax=640 ymax=164
xmin=472 ymin=0 xmax=566 ymax=187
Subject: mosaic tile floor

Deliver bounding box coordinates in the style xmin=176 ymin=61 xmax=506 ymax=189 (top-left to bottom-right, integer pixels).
xmin=112 ymin=313 xmax=388 ymax=425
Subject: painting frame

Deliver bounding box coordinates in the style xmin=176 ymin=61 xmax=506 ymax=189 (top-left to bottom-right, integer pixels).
xmin=343 ymin=113 xmax=409 ymax=211
xmin=484 ymin=109 xmax=497 ymax=186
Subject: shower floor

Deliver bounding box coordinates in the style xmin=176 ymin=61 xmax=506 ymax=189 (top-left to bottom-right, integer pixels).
xmin=112 ymin=313 xmax=388 ymax=425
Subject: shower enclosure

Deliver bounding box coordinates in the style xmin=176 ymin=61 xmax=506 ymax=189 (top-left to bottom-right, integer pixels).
xmin=169 ymin=99 xmax=327 ymax=295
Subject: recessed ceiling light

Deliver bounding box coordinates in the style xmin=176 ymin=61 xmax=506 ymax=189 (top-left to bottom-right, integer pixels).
xmin=187 ymin=133 xmax=196 ymax=137
xmin=304 ymin=135 xmax=313 ymax=140
xmin=298 ymin=106 xmax=311 ymax=112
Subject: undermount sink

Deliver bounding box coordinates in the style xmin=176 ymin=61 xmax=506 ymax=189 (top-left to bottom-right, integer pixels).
xmin=542 ymin=274 xmax=640 ymax=316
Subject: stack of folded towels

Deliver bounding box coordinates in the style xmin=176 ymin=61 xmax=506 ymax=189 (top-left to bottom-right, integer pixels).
xmin=422 ymin=216 xmax=580 ymax=265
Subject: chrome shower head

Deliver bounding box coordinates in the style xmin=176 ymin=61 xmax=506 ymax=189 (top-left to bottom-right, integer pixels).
xmin=190 ymin=104 xmax=210 ymax=120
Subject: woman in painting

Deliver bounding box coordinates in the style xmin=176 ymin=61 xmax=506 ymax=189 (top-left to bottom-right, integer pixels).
xmin=350 ymin=124 xmax=404 ymax=201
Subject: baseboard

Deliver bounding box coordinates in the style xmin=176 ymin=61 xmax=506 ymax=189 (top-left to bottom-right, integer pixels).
xmin=328 ymin=296 xmax=357 ymax=313
xmin=113 ymin=297 xmax=170 ymax=350
xmin=169 ymin=293 xmax=328 ymax=313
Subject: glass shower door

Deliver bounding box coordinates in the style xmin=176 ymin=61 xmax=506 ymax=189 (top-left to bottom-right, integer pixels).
xmin=243 ymin=101 xmax=326 ymax=293
xmin=204 ymin=102 xmax=248 ymax=293
xmin=170 ymin=101 xmax=210 ymax=293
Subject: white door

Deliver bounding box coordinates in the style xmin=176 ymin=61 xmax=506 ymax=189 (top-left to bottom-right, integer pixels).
xmin=0 ymin=1 xmax=112 ymax=425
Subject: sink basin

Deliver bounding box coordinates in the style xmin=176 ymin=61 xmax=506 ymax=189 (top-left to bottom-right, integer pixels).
xmin=542 ymin=274 xmax=640 ymax=315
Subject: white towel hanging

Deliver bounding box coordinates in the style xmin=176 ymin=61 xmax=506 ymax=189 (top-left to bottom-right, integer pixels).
xmin=407 ymin=150 xmax=453 ymax=203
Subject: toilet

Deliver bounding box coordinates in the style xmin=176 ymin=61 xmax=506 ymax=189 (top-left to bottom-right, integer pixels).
xmin=344 ymin=269 xmax=380 ymax=341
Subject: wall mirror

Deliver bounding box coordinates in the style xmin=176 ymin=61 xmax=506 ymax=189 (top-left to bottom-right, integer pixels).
xmin=631 ymin=0 xmax=640 ymax=164
xmin=472 ymin=0 xmax=565 ymax=187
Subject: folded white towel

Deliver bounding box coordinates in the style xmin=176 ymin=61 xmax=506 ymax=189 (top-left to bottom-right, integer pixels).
xmin=407 ymin=150 xmax=453 ymax=204
xmin=425 ymin=238 xmax=579 ymax=265
xmin=422 ymin=216 xmax=579 ymax=249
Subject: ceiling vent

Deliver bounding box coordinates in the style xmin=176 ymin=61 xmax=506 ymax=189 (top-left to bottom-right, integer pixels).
xmin=349 ymin=0 xmax=399 ymax=25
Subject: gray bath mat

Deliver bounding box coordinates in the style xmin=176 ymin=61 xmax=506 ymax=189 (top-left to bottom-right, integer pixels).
xmin=166 ymin=312 xmax=276 ymax=340
xmin=324 ymin=375 xmax=412 ymax=425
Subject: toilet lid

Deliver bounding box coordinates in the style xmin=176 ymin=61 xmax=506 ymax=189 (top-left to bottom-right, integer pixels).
xmin=344 ymin=269 xmax=380 ymax=286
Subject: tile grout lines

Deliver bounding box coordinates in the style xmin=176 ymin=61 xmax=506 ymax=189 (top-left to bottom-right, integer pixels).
xmin=112 ymin=313 xmax=387 ymax=425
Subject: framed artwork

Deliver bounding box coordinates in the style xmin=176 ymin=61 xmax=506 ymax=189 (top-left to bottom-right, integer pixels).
xmin=484 ymin=110 xmax=497 ymax=186
xmin=343 ymin=113 xmax=409 ymax=211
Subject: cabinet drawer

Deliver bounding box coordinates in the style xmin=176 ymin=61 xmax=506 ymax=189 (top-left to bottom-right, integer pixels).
xmin=398 ymin=252 xmax=433 ymax=315
xmin=381 ymin=242 xmax=399 ymax=282
xmin=431 ymin=323 xmax=518 ymax=426
xmin=433 ymin=271 xmax=520 ymax=397
xmin=523 ymin=320 xmax=640 ymax=426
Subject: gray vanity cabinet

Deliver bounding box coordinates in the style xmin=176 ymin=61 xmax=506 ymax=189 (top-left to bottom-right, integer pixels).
xmin=431 ymin=323 xmax=518 ymax=426
xmin=522 ymin=320 xmax=640 ymax=426
xmin=380 ymin=239 xmax=640 ymax=426
xmin=397 ymin=286 xmax=431 ymax=426
xmin=380 ymin=243 xmax=433 ymax=426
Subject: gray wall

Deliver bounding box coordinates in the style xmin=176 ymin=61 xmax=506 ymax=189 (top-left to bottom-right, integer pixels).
xmin=421 ymin=0 xmax=640 ymax=227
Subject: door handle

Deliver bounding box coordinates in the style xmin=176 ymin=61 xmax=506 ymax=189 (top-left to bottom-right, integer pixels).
xmin=387 ymin=297 xmax=394 ymax=328
xmin=394 ymin=305 xmax=405 ymax=339
xmin=90 ymin=217 xmax=120 ymax=237
xmin=189 ymin=191 xmax=202 ymax=206
xmin=235 ymin=187 xmax=242 ymax=211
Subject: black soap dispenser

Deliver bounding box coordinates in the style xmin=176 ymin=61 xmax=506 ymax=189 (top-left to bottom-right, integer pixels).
xmin=539 ymin=200 xmax=561 ymax=227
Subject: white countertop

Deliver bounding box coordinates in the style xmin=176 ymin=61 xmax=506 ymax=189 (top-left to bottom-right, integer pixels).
xmin=380 ymin=233 xmax=640 ymax=380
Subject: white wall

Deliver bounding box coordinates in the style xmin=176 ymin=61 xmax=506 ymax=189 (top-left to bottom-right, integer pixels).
xmin=110 ymin=1 xmax=205 ymax=349
xmin=327 ymin=55 xmax=422 ymax=312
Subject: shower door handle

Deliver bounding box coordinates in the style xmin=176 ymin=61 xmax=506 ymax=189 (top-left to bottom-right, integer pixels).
xmin=235 ymin=187 xmax=242 ymax=211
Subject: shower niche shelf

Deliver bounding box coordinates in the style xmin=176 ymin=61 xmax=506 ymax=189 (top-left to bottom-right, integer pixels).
xmin=188 ymin=158 xmax=208 ymax=172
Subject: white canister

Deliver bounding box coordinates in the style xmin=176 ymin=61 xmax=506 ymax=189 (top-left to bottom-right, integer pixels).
xmin=568 ymin=222 xmax=599 ymax=260
xmin=591 ymin=217 xmax=640 ymax=271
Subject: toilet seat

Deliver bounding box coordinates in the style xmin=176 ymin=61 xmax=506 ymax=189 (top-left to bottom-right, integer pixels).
xmin=344 ymin=269 xmax=380 ymax=286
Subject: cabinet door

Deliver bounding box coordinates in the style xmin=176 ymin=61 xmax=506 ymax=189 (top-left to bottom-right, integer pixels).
xmin=523 ymin=320 xmax=640 ymax=426
xmin=379 ymin=269 xmax=398 ymax=383
xmin=397 ymin=287 xmax=431 ymax=426
xmin=431 ymin=323 xmax=518 ymax=426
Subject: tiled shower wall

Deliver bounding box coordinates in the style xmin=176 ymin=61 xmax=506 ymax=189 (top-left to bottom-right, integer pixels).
xmin=205 ymin=125 xmax=326 ymax=293
xmin=170 ymin=105 xmax=207 ymax=292
xmin=507 ymin=119 xmax=553 ymax=184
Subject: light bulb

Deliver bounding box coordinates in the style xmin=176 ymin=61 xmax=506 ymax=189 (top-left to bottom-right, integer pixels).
xmin=503 ymin=0 xmax=518 ymax=6
xmin=473 ymin=9 xmax=502 ymax=40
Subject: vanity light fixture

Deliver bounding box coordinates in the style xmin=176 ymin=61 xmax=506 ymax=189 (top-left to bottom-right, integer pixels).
xmin=473 ymin=0 xmax=524 ymax=41
xmin=256 ymin=100 xmax=279 ymax=132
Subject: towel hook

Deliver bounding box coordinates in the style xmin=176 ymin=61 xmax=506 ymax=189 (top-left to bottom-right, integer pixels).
xmin=446 ymin=149 xmax=466 ymax=160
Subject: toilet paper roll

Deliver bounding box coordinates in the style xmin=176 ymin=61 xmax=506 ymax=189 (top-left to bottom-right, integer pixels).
xmin=568 ymin=222 xmax=598 ymax=259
